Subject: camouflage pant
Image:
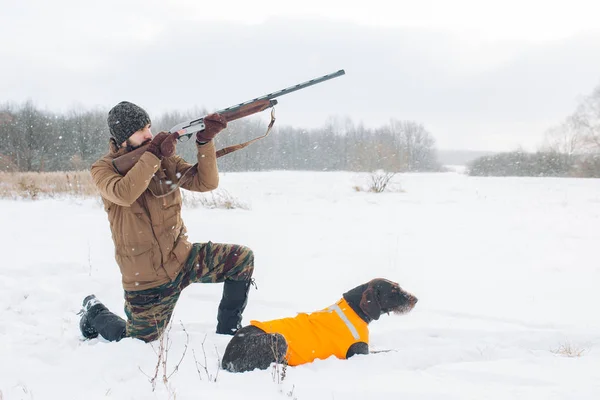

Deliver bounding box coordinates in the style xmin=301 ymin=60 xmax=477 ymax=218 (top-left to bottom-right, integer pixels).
xmin=123 ymin=241 xmax=254 ymax=342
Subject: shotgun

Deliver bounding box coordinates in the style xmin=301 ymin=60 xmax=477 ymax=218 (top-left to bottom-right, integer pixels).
xmin=112 ymin=69 xmax=345 ymax=175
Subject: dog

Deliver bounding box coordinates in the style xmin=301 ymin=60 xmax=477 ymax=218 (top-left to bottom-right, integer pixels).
xmin=221 ymin=278 xmax=418 ymax=372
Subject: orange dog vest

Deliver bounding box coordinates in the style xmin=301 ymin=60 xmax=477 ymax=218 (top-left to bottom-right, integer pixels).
xmin=250 ymin=298 xmax=369 ymax=366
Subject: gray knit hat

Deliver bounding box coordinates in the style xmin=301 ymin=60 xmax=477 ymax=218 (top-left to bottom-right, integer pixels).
xmin=107 ymin=101 xmax=151 ymax=145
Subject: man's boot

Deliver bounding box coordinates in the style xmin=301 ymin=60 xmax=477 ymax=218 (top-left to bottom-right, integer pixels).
xmin=79 ymin=295 xmax=102 ymax=339
xmin=78 ymin=294 xmax=126 ymax=342
xmin=216 ymin=280 xmax=252 ymax=335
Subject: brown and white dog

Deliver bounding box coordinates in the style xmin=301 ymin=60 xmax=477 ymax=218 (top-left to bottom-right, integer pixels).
xmin=222 ymin=278 xmax=418 ymax=372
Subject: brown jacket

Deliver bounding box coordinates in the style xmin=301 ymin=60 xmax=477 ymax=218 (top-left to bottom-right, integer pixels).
xmin=91 ymin=139 xmax=219 ymax=291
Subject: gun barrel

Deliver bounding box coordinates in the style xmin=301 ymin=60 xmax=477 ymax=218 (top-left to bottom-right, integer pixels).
xmin=170 ymin=69 xmax=345 ymax=135
xmin=216 ymin=69 xmax=346 ymax=115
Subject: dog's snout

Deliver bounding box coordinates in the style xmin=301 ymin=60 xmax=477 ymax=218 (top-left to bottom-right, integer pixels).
xmin=406 ymin=294 xmax=418 ymax=308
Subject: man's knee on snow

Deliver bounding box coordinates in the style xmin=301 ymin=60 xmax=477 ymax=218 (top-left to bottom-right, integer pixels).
xmin=126 ymin=320 xmax=167 ymax=343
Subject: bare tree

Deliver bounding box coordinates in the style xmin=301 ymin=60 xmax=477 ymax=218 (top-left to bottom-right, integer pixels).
xmin=7 ymin=100 xmax=59 ymax=171
xmin=387 ymin=119 xmax=438 ymax=171
xmin=64 ymin=108 xmax=109 ymax=168
xmin=577 ymin=86 xmax=600 ymax=150
xmin=542 ymin=114 xmax=585 ymax=167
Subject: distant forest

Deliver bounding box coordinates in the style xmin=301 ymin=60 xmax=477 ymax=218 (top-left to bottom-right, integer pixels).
xmin=0 ymin=101 xmax=440 ymax=173
xmin=467 ymin=84 xmax=600 ymax=178
xmin=2 ymin=81 xmax=599 ymax=178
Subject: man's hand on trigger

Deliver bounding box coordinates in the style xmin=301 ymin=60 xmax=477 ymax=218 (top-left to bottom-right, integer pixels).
xmin=197 ymin=113 xmax=227 ymax=143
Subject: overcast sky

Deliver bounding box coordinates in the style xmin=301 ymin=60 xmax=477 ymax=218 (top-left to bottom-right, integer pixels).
xmin=2 ymin=0 xmax=600 ymax=151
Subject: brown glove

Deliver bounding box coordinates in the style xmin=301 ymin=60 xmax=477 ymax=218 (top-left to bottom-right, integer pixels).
xmin=146 ymin=132 xmax=176 ymax=159
xmin=197 ymin=113 xmax=227 ymax=143
xmin=160 ymin=133 xmax=178 ymax=158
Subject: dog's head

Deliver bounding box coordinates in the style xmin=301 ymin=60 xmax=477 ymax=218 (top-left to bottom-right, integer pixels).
xmin=343 ymin=278 xmax=418 ymax=323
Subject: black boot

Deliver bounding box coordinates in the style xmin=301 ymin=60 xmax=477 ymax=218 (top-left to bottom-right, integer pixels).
xmin=216 ymin=280 xmax=252 ymax=335
xmin=79 ymin=294 xmax=101 ymax=339
xmin=78 ymin=294 xmax=126 ymax=342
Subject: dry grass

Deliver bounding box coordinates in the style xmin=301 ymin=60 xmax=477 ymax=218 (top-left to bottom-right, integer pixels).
xmin=270 ymin=335 xmax=296 ymax=400
xmin=181 ymin=189 xmax=250 ymax=210
xmin=551 ymin=342 xmax=587 ymax=358
xmin=353 ymin=170 xmax=403 ymax=193
xmin=0 ymin=171 xmax=98 ymax=199
xmin=192 ymin=334 xmax=221 ymax=383
xmin=0 ymin=172 xmax=249 ymax=211
xmin=138 ymin=319 xmax=189 ymax=399
xmin=270 ymin=334 xmax=288 ymax=385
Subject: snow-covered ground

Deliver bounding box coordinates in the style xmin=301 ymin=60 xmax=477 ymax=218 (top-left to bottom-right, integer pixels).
xmin=1 ymin=171 xmax=599 ymax=399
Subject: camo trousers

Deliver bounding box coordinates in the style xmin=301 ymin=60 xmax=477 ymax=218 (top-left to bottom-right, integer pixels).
xmin=123 ymin=241 xmax=254 ymax=342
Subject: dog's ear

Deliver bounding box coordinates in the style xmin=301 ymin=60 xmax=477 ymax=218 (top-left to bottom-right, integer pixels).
xmin=359 ymin=285 xmax=382 ymax=321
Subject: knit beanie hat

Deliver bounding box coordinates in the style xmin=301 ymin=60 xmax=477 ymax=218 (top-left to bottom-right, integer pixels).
xmin=107 ymin=101 xmax=151 ymax=145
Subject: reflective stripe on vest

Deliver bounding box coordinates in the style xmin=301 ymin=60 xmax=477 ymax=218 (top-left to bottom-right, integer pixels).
xmin=327 ymin=303 xmax=360 ymax=340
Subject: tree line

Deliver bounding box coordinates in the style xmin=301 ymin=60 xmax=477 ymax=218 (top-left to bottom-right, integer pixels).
xmin=0 ymin=101 xmax=440 ymax=173
xmin=468 ymin=83 xmax=600 ymax=178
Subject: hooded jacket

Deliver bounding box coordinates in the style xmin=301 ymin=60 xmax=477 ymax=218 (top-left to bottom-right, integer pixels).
xmin=91 ymin=139 xmax=219 ymax=291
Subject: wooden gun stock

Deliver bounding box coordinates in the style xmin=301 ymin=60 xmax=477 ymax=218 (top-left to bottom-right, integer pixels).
xmin=220 ymin=99 xmax=273 ymax=122
xmin=112 ymin=143 xmax=150 ymax=175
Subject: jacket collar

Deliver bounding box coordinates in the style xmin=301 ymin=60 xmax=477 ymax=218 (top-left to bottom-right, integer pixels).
xmin=108 ymin=138 xmax=128 ymax=157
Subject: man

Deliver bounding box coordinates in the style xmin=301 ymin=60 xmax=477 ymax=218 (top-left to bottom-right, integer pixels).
xmin=80 ymin=101 xmax=254 ymax=342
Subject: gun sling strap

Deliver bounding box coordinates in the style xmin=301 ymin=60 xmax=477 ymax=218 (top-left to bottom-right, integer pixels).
xmin=148 ymin=108 xmax=276 ymax=198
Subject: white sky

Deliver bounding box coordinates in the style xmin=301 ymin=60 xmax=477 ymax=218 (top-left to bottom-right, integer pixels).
xmin=2 ymin=0 xmax=600 ymax=151
xmin=9 ymin=0 xmax=592 ymax=41
xmin=178 ymin=0 xmax=600 ymax=41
